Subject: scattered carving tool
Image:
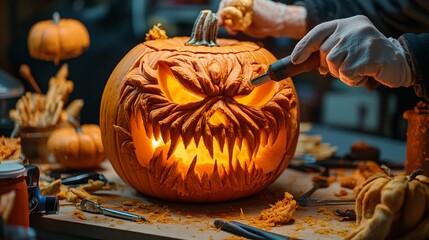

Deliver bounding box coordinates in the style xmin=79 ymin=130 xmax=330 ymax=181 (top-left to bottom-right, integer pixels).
xmin=249 ymin=52 xmax=320 ymax=86
xmin=335 ymin=209 xmax=356 ymax=221
xmin=214 ymin=219 xmax=297 ymax=240
xmin=296 ymin=167 xmax=331 ymax=205
xmin=297 ymin=197 xmax=355 ymax=207
xmin=42 ymin=170 xmax=108 ymax=187
xmin=80 ymin=199 xmax=148 ymax=222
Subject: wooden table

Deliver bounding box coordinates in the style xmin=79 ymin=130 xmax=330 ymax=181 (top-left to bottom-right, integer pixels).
xmin=30 ymin=124 xmax=407 ymax=240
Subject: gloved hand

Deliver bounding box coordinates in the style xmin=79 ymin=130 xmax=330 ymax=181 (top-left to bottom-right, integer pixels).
xmin=216 ymin=0 xmax=307 ymax=39
xmin=291 ymin=15 xmax=414 ymax=88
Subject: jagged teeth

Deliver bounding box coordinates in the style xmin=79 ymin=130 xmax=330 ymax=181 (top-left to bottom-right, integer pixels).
xmin=158 ymin=123 xmax=276 ymax=165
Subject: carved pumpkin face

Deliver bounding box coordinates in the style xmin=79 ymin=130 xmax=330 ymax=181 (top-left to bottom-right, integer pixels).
xmin=100 ymin=11 xmax=299 ymax=202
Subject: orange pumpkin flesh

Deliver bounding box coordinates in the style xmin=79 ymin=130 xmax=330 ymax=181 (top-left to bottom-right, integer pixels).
xmin=28 ymin=12 xmax=90 ymax=64
xmin=100 ymin=11 xmax=299 ymax=202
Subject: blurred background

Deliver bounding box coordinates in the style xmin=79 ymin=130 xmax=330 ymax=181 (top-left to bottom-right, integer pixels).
xmin=0 ymin=0 xmax=420 ymax=139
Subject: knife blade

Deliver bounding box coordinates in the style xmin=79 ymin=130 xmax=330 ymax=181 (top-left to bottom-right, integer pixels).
xmin=250 ymin=52 xmax=320 ymax=86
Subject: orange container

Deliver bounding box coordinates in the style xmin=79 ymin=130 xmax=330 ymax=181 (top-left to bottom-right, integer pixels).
xmin=404 ymin=101 xmax=429 ymax=177
xmin=0 ymin=163 xmax=29 ymax=227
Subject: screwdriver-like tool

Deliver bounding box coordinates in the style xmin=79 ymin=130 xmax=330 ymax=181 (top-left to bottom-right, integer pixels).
xmin=250 ymin=52 xmax=320 ymax=86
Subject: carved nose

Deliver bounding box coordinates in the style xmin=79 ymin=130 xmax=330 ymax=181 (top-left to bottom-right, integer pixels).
xmin=208 ymin=109 xmax=229 ymax=127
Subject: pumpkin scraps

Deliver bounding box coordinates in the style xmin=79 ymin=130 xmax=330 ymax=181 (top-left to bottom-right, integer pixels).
xmin=0 ymin=137 xmax=21 ymax=161
xmin=252 ymin=192 xmax=297 ymax=227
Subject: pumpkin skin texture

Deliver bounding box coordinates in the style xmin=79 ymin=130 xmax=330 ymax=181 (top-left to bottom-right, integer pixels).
xmin=47 ymin=124 xmax=105 ymax=169
xmin=28 ymin=12 xmax=90 ymax=64
xmin=100 ymin=12 xmax=299 ymax=202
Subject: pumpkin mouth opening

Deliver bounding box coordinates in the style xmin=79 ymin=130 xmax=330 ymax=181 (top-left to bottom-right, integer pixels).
xmin=130 ymin=109 xmax=287 ymax=179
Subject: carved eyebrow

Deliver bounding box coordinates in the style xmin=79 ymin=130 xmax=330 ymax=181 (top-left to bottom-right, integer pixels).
xmin=157 ymin=62 xmax=205 ymax=105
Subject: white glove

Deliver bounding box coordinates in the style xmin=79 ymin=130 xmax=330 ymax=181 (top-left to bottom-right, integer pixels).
xmin=216 ymin=0 xmax=307 ymax=39
xmin=291 ymin=15 xmax=413 ymax=88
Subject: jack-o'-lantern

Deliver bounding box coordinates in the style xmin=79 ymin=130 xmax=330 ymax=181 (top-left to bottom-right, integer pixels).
xmin=100 ymin=10 xmax=300 ymax=202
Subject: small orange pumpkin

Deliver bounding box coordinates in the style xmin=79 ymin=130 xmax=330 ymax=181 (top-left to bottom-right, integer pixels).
xmin=47 ymin=119 xmax=105 ymax=169
xmin=28 ymin=12 xmax=90 ymax=64
xmin=100 ymin=10 xmax=300 ymax=202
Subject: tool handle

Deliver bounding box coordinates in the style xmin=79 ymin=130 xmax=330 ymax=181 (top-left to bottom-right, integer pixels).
xmin=269 ymin=52 xmax=320 ymax=81
xmin=269 ymin=52 xmax=381 ymax=89
xmin=100 ymin=207 xmax=147 ymax=222
xmin=214 ymin=220 xmax=262 ymax=239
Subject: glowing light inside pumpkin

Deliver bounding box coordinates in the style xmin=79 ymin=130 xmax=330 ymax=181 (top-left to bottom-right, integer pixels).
xmin=130 ymin=109 xmax=290 ymax=177
xmin=234 ymin=81 xmax=278 ymax=107
xmin=208 ymin=109 xmax=229 ymax=126
xmin=152 ymin=138 xmax=163 ymax=148
xmin=158 ymin=63 xmax=204 ymax=104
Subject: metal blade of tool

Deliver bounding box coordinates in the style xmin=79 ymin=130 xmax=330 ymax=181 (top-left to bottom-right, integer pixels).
xmin=80 ymin=199 xmax=148 ymax=222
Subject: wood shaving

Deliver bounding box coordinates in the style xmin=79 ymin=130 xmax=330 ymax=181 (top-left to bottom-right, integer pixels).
xmin=79 ymin=180 xmax=105 ymax=192
xmin=55 ymin=179 xmax=105 ymax=203
xmin=40 ymin=179 xmax=62 ymax=196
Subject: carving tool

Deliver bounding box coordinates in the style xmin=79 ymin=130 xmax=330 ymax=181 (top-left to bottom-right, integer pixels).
xmin=80 ymin=199 xmax=148 ymax=222
xmin=250 ymin=52 xmax=380 ymax=88
xmin=249 ymin=52 xmax=320 ymax=86
xmin=214 ymin=219 xmax=298 ymax=240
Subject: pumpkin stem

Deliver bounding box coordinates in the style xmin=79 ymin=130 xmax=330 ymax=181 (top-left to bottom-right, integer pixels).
xmin=185 ymin=10 xmax=218 ymax=47
xmin=52 ymin=12 xmax=60 ymax=25
xmin=67 ymin=116 xmax=83 ymax=133
xmin=408 ymin=169 xmax=424 ymax=181
xmin=381 ymin=164 xmax=394 ymax=178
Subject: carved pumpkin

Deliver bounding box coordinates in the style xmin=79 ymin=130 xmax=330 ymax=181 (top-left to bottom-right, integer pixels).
xmin=47 ymin=119 xmax=105 ymax=169
xmin=100 ymin=10 xmax=300 ymax=202
xmin=346 ymin=168 xmax=429 ymax=240
xmin=28 ymin=12 xmax=90 ymax=64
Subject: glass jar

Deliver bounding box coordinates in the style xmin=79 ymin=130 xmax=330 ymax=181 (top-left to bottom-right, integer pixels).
xmin=0 ymin=163 xmax=29 ymax=227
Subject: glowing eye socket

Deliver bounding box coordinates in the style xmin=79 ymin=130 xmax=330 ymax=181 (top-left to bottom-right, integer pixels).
xmin=157 ymin=63 xmax=204 ymax=104
xmin=234 ymin=81 xmax=278 ymax=107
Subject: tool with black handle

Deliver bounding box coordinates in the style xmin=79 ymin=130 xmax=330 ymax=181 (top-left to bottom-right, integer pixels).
xmin=250 ymin=52 xmax=320 ymax=86
xmin=249 ymin=52 xmax=380 ymax=89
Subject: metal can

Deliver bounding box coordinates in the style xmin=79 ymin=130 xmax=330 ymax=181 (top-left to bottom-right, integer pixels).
xmin=404 ymin=101 xmax=429 ymax=177
xmin=0 ymin=163 xmax=29 ymax=227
